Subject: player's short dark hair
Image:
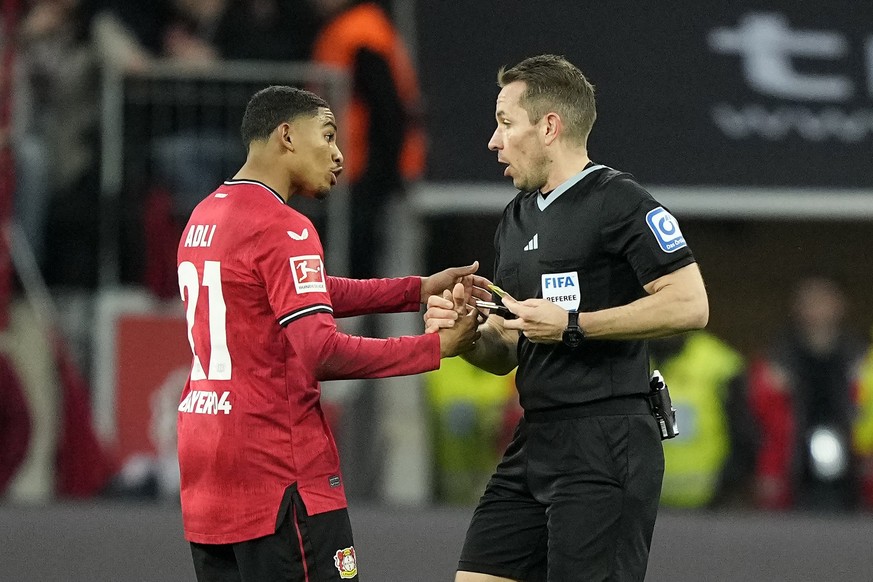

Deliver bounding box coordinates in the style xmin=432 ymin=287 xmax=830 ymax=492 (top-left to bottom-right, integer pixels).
xmin=498 ymin=54 xmax=596 ymax=145
xmin=241 ymin=86 xmax=330 ymax=145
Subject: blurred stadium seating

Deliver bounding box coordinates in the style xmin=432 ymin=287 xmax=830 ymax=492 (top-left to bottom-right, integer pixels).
xmin=2 ymin=1 xmax=873 ymax=579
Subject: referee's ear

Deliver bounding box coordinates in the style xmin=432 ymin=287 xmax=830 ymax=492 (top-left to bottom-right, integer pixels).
xmin=542 ymin=111 xmax=562 ymax=146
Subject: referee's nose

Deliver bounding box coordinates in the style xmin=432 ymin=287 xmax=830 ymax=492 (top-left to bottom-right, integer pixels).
xmin=488 ymin=127 xmax=502 ymax=151
xmin=333 ymin=144 xmax=344 ymax=166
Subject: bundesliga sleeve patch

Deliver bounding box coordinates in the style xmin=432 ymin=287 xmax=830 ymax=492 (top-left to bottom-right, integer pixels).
xmin=290 ymin=255 xmax=327 ymax=293
xmin=645 ymin=207 xmax=687 ymax=253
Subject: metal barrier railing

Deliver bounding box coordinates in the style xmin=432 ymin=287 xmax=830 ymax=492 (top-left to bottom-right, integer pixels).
xmin=99 ymin=60 xmax=352 ymax=288
xmin=95 ymin=61 xmax=441 ymax=505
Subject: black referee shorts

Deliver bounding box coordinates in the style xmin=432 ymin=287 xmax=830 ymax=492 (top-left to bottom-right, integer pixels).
xmin=190 ymin=485 xmax=358 ymax=582
xmin=458 ymin=397 xmax=664 ymax=582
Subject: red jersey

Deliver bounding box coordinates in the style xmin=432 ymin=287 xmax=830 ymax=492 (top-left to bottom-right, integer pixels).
xmin=176 ymin=180 xmax=439 ymax=544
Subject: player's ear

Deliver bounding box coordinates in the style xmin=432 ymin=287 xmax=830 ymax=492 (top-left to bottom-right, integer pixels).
xmin=278 ymin=123 xmax=294 ymax=151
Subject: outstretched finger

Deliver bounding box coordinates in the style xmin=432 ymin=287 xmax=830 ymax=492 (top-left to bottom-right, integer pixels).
xmin=425 ymin=318 xmax=457 ymax=333
xmin=470 ymin=285 xmax=492 ymax=303
xmin=424 ymin=305 xmax=459 ymax=322
xmin=445 ymin=260 xmax=479 ymax=279
xmin=452 ymin=282 xmax=467 ymax=314
xmin=501 ymin=316 xmax=524 ymax=331
xmin=427 ymin=294 xmax=454 ymax=310
xmin=499 ymin=292 xmax=526 ymax=318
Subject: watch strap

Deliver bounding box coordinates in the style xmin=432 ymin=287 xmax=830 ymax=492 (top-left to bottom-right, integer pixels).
xmin=567 ymin=310 xmax=579 ymax=329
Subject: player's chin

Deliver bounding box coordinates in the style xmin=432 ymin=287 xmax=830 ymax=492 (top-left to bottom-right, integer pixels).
xmin=313 ymin=185 xmax=331 ymax=201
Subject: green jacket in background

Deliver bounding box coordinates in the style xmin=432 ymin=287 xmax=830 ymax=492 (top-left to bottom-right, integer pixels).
xmin=654 ymin=332 xmax=745 ymax=508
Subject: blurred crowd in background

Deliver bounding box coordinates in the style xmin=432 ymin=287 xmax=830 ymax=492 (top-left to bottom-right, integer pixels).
xmin=2 ymin=0 xmax=873 ymax=517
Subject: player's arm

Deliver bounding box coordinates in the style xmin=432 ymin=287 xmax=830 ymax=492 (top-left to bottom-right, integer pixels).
xmin=285 ymin=283 xmax=480 ymax=381
xmin=258 ymin=223 xmax=478 ymax=374
xmin=284 ymin=311 xmax=439 ymax=379
xmin=326 ymin=262 xmax=490 ymax=317
xmin=326 ymin=275 xmax=421 ymax=318
xmin=500 ymin=263 xmax=708 ymax=342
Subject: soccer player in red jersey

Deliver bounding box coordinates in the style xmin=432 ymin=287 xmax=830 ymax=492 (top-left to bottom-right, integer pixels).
xmin=176 ymin=85 xmax=481 ymax=581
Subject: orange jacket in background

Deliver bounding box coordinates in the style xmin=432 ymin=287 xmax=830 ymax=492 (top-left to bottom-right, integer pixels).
xmin=312 ymin=2 xmax=426 ymax=183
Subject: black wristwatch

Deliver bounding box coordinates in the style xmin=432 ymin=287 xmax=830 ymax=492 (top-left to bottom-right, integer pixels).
xmin=562 ymin=310 xmax=584 ymax=348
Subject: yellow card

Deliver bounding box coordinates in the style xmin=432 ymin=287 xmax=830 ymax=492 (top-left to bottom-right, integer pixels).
xmin=487 ymin=284 xmax=507 ymax=298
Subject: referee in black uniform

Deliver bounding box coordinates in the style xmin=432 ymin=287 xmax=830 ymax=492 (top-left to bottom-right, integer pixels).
xmin=425 ymin=54 xmax=709 ymax=581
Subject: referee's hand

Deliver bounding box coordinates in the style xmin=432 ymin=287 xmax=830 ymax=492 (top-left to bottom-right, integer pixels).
xmin=501 ymin=293 xmax=566 ymax=343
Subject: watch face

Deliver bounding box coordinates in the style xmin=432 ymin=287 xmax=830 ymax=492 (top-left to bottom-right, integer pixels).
xmin=563 ymin=329 xmax=583 ymax=348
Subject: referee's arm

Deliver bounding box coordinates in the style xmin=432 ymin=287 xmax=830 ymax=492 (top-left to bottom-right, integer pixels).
xmin=500 ymin=263 xmax=708 ymax=343
xmin=579 ymin=262 xmax=709 ymax=340
xmin=462 ymin=315 xmax=518 ymax=375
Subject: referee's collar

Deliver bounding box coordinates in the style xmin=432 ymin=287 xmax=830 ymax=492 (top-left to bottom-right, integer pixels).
xmin=537 ymin=162 xmax=606 ymax=211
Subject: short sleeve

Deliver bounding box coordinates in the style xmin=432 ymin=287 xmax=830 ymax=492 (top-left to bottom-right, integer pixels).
xmin=492 ymin=200 xmax=514 ymax=290
xmin=600 ymin=176 xmax=695 ymax=286
xmin=492 ymin=230 xmax=502 ymax=284
xmin=252 ymin=213 xmax=334 ymax=326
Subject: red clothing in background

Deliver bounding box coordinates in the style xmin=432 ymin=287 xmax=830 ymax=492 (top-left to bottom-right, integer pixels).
xmin=0 ymin=355 xmax=30 ymax=493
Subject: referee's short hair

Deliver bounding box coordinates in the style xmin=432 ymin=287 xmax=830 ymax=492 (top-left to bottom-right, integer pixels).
xmin=498 ymin=54 xmax=596 ymax=145
xmin=241 ymin=86 xmax=330 ymax=146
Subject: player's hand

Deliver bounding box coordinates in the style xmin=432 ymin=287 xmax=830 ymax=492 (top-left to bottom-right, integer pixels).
xmin=420 ymin=261 xmax=492 ymax=305
xmin=424 ymin=290 xmax=457 ymax=334
xmin=437 ymin=283 xmax=481 ymax=357
xmin=424 ymin=289 xmax=488 ymax=334
xmin=500 ymin=293 xmax=567 ymax=343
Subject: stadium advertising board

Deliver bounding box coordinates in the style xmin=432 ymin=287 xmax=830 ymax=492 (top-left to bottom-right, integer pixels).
xmin=418 ymin=1 xmax=873 ymax=187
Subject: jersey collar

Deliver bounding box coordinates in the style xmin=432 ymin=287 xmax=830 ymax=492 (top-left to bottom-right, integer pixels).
xmin=223 ymin=179 xmax=286 ymax=205
xmin=537 ymin=163 xmax=607 ymax=211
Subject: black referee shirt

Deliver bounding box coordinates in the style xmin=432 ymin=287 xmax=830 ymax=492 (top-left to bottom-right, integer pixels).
xmin=493 ymin=163 xmax=696 ymax=411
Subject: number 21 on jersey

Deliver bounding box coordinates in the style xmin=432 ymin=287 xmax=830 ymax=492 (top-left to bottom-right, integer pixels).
xmin=178 ymin=260 xmax=232 ymax=381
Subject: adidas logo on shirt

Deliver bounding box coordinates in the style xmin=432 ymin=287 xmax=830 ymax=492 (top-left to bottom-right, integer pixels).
xmin=523 ymin=234 xmax=539 ymax=251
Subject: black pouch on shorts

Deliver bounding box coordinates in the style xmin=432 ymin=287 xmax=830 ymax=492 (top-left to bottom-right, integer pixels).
xmin=647 ymin=369 xmax=679 ymax=440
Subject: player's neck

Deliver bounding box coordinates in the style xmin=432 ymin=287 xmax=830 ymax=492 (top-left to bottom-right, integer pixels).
xmin=233 ymin=160 xmax=291 ymax=202
xmin=543 ymin=150 xmax=591 ymax=193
